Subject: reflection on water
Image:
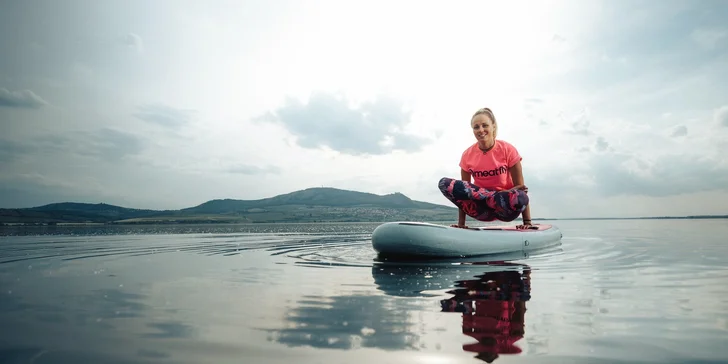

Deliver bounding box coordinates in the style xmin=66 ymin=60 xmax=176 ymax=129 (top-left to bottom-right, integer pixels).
xmin=439 ymin=263 xmax=530 ymax=363
xmin=267 ymin=255 xmax=541 ymax=359
xmin=372 ymin=260 xmax=534 ymax=363
xmin=265 ymin=294 xmax=421 ymax=350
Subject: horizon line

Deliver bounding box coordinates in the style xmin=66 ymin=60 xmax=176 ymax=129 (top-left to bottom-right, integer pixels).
xmin=1 ymin=201 xmax=726 ymax=222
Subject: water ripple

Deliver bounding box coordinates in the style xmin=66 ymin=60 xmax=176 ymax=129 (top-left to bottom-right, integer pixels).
xmin=0 ymin=232 xmax=377 ymax=268
xmin=2 ymin=220 xmax=727 ymax=278
xmin=2 ymin=220 xmax=728 ymax=364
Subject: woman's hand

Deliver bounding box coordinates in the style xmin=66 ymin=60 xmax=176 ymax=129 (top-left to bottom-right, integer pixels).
xmin=509 ymin=184 xmax=528 ymax=193
xmin=451 ymin=224 xmax=469 ymax=229
xmin=516 ymin=219 xmax=536 ymax=229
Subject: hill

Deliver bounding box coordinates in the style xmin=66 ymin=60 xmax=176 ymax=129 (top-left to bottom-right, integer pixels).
xmin=183 ymin=187 xmax=443 ymax=213
xmin=0 ymin=187 xmax=458 ymax=225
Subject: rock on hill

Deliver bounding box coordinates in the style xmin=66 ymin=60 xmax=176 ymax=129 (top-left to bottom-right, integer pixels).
xmin=0 ymin=187 xmax=457 ymax=224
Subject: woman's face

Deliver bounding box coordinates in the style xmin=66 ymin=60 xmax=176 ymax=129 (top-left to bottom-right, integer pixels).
xmin=471 ymin=113 xmax=496 ymax=145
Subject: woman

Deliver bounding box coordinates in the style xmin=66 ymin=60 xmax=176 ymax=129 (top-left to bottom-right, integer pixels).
xmin=438 ymin=107 xmax=533 ymax=229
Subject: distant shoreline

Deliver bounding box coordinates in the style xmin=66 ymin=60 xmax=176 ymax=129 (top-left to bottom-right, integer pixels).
xmin=1 ymin=215 xmax=726 ymax=227
xmin=1 ymin=187 xmax=725 ymax=226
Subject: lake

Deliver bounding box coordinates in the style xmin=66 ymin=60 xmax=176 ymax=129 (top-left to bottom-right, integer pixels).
xmin=1 ymin=219 xmax=727 ymax=364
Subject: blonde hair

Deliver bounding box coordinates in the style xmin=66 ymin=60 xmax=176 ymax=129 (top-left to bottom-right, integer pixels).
xmin=471 ymin=107 xmax=497 ymax=139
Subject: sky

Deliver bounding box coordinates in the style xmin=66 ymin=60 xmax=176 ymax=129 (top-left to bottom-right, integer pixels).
xmin=1 ymin=0 xmax=727 ymax=218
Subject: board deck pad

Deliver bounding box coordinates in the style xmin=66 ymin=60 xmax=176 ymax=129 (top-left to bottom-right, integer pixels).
xmin=478 ymin=224 xmax=552 ymax=231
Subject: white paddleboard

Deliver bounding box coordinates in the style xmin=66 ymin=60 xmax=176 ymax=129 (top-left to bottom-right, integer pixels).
xmin=371 ymin=221 xmax=562 ymax=257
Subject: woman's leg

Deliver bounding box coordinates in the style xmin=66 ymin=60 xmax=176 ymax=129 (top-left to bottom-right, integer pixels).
xmin=438 ymin=177 xmax=497 ymax=221
xmin=438 ymin=177 xmax=529 ymax=222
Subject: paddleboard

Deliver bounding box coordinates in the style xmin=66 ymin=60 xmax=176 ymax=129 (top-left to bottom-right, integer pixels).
xmin=371 ymin=221 xmax=562 ymax=258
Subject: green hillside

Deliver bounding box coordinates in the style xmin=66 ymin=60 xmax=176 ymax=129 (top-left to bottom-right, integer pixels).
xmin=0 ymin=187 xmax=457 ymax=225
xmin=184 ymin=187 xmax=442 ymax=213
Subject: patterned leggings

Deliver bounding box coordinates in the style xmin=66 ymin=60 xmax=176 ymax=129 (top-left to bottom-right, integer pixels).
xmin=438 ymin=177 xmax=529 ymax=222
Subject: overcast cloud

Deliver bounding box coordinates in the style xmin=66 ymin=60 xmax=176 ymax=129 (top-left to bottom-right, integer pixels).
xmin=0 ymin=88 xmax=48 ymax=109
xmin=258 ymin=92 xmax=429 ymax=155
xmin=0 ymin=0 xmax=726 ymax=218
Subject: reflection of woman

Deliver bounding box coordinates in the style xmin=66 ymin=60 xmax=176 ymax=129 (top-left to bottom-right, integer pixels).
xmin=440 ymin=263 xmax=531 ymax=363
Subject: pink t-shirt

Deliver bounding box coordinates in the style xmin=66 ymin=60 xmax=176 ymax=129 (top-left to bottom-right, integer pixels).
xmin=459 ymin=140 xmax=522 ymax=191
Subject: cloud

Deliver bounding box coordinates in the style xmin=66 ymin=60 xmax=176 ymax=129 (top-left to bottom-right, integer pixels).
xmin=567 ymin=108 xmax=591 ymax=136
xmin=588 ymin=151 xmax=728 ymax=198
xmin=671 ymin=125 xmax=688 ymax=137
xmin=1 ymin=128 xmax=146 ymax=164
xmin=0 ymin=88 xmax=48 ymax=109
xmin=691 ymin=27 xmax=728 ymax=50
xmin=258 ymin=92 xmax=431 ymax=156
xmin=0 ymin=172 xmax=111 ymax=208
xmin=594 ymin=136 xmax=609 ymax=151
xmin=715 ymin=105 xmax=728 ymax=127
xmin=134 ymin=104 xmax=195 ymax=128
xmin=552 ymin=34 xmax=567 ymax=44
xmin=121 ymin=33 xmax=144 ymax=53
xmin=227 ymin=164 xmax=280 ymax=175
xmin=0 ymin=140 xmax=33 ymax=163
xmin=0 ymin=136 xmax=71 ymax=164
xmin=79 ymin=128 xmax=146 ymax=162
xmin=525 ymin=145 xmax=728 ymax=217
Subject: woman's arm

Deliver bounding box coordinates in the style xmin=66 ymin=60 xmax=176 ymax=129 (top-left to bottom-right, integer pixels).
xmin=521 ymin=204 xmax=532 ymax=227
xmin=508 ymin=161 xmax=532 ymax=228
xmin=456 ymin=169 xmax=471 ymax=228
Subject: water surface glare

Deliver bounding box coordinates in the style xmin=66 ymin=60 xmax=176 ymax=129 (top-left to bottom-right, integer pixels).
xmin=1 ymin=219 xmax=727 ymax=363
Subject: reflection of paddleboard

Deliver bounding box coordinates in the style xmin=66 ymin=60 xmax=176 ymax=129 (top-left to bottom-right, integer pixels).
xmin=371 ymin=221 xmax=562 ymax=258
xmin=371 ymin=262 xmax=530 ymax=297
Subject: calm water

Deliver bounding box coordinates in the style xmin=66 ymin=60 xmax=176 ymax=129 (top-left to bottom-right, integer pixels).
xmin=1 ymin=219 xmax=727 ymax=364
